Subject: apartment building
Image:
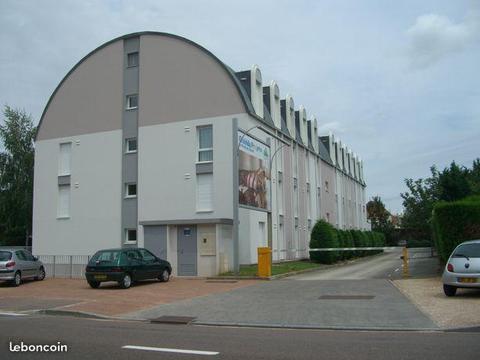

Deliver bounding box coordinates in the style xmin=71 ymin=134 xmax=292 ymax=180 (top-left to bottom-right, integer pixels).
xmin=33 ymin=32 xmax=368 ymax=276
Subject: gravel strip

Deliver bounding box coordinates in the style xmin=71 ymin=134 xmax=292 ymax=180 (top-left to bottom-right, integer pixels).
xmin=393 ymin=277 xmax=480 ymax=328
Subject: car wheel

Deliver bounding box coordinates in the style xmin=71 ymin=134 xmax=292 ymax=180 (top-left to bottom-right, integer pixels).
xmin=443 ymin=284 xmax=457 ymax=297
xmin=119 ymin=274 xmax=132 ymax=289
xmin=159 ymin=269 xmax=170 ymax=282
xmin=35 ymin=267 xmax=46 ymax=281
xmin=88 ymin=280 xmax=100 ymax=289
xmin=11 ymin=271 xmax=21 ymax=287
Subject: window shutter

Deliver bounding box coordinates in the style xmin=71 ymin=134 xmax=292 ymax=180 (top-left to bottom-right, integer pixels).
xmin=197 ymin=174 xmax=213 ymax=210
xmin=58 ymin=185 xmax=71 ymax=217
xmin=59 ymin=143 xmax=72 ymax=175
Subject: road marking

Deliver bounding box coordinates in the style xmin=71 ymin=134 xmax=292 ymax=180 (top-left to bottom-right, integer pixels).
xmin=122 ymin=345 xmax=219 ymax=356
xmin=0 ymin=312 xmax=29 ymax=317
xmin=394 ymin=268 xmax=400 ymax=272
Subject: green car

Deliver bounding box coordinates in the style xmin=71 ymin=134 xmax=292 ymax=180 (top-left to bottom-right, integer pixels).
xmin=85 ymin=248 xmax=172 ymax=289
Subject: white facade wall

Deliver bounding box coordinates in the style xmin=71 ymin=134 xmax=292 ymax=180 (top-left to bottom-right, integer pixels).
xmin=137 ymin=115 xmax=237 ymax=224
xmin=33 ymin=130 xmax=123 ymax=255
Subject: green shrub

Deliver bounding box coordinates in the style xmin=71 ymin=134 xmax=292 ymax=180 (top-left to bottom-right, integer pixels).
xmin=309 ymin=220 xmax=339 ymax=264
xmin=336 ymin=230 xmax=346 ymax=260
xmin=432 ymin=196 xmax=480 ymax=262
xmin=344 ymin=230 xmax=355 ymax=259
xmin=351 ymin=230 xmax=364 ymax=257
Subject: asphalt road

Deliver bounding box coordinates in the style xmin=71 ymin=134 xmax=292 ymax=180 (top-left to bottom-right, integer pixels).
xmin=292 ymin=247 xmax=441 ymax=280
xmin=1 ymin=314 xmax=478 ymax=360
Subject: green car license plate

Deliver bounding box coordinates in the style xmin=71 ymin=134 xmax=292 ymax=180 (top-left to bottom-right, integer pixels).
xmin=94 ymin=274 xmax=107 ymax=281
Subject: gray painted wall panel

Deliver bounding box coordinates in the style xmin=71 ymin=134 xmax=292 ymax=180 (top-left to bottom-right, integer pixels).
xmin=124 ymin=68 xmax=139 ymax=95
xmin=123 ymin=111 xmax=138 ymax=138
xmin=122 ymin=199 xmax=137 ymax=229
xmin=123 ymin=155 xmax=138 ymax=183
xmin=121 ymin=36 xmax=139 ymax=245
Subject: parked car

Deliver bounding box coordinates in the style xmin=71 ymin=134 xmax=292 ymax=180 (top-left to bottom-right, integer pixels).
xmin=0 ymin=249 xmax=46 ymax=286
xmin=85 ymin=248 xmax=172 ymax=289
xmin=442 ymin=240 xmax=480 ymax=296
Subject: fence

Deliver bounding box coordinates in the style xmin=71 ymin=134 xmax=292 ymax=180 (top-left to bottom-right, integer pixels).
xmin=37 ymin=255 xmax=91 ymax=279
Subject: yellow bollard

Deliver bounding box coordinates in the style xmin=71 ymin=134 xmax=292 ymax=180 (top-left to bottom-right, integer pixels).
xmin=402 ymin=246 xmax=410 ymax=278
xmin=257 ymin=247 xmax=272 ymax=278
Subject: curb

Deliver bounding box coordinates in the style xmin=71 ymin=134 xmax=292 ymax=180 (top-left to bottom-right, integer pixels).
xmin=37 ymin=308 xmax=147 ymax=322
xmin=193 ymin=321 xmax=441 ymax=332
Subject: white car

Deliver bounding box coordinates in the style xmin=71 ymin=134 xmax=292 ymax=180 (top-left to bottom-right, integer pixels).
xmin=442 ymin=240 xmax=480 ymax=296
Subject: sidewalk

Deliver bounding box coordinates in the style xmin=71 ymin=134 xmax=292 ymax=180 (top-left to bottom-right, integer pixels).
xmin=0 ymin=277 xmax=258 ymax=317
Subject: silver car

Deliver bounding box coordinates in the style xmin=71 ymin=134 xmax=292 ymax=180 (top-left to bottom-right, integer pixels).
xmin=442 ymin=240 xmax=480 ymax=296
xmin=0 ymin=249 xmax=46 ymax=286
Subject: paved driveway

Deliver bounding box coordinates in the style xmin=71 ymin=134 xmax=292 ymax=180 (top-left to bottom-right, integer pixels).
xmin=292 ymin=248 xmax=440 ymax=280
xmin=125 ymin=279 xmax=438 ymax=330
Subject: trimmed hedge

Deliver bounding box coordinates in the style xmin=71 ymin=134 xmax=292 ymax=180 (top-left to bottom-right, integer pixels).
xmin=432 ymin=196 xmax=480 ymax=262
xmin=309 ymin=220 xmax=386 ymax=264
xmin=309 ymin=220 xmax=339 ymax=264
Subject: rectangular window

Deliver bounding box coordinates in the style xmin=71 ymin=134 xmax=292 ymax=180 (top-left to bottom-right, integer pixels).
xmin=125 ymin=229 xmax=137 ymax=243
xmin=57 ymin=184 xmax=70 ymax=218
xmin=198 ymin=125 xmax=213 ymax=162
xmin=197 ymin=173 xmax=213 ymax=211
xmin=126 ymin=94 xmax=138 ymax=110
xmin=58 ymin=142 xmax=72 ymax=176
xmin=125 ymin=138 xmax=137 ymax=153
xmin=125 ymin=183 xmax=137 ymax=198
xmin=127 ymin=52 xmax=139 ymax=67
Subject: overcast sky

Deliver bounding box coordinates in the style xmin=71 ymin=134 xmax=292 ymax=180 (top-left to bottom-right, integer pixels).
xmin=1 ymin=0 xmax=479 ymax=213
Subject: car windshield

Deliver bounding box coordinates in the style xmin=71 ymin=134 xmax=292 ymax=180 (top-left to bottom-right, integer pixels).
xmin=90 ymin=250 xmax=122 ymax=265
xmin=453 ymin=243 xmax=480 ymax=258
xmin=0 ymin=251 xmax=12 ymax=261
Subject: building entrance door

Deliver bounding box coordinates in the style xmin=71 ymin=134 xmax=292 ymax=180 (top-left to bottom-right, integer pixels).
xmin=177 ymin=225 xmax=197 ymax=276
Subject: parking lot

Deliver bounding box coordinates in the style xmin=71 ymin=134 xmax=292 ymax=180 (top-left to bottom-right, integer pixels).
xmin=0 ymin=277 xmax=257 ymax=317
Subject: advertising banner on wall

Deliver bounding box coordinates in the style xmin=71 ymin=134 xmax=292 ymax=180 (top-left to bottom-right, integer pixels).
xmin=238 ymin=131 xmax=271 ymax=210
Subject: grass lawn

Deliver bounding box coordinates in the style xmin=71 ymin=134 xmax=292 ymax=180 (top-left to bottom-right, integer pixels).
xmin=220 ymin=260 xmax=322 ymax=277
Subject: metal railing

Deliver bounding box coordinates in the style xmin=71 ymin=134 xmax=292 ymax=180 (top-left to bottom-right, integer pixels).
xmin=37 ymin=255 xmax=91 ymax=279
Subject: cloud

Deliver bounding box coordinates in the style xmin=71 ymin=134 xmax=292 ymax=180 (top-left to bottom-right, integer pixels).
xmin=406 ymin=9 xmax=480 ymax=69
xmin=317 ymin=121 xmax=346 ymax=135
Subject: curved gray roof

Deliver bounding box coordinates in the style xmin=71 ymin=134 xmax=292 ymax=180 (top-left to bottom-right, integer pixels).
xmin=36 ymin=31 xmax=258 ymax=140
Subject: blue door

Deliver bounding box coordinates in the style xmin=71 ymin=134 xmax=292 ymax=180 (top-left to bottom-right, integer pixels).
xmin=177 ymin=226 xmax=197 ymax=276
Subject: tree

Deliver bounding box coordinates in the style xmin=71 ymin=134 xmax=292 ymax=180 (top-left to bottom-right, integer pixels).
xmin=366 ymin=196 xmax=390 ymax=230
xmin=366 ymin=196 xmax=395 ymax=245
xmin=400 ymin=167 xmax=440 ymax=240
xmin=437 ymin=162 xmax=471 ymax=202
xmin=468 ymin=159 xmax=480 ymax=195
xmin=0 ymin=106 xmax=36 ymax=245
xmin=401 ymin=160 xmax=480 ymax=241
